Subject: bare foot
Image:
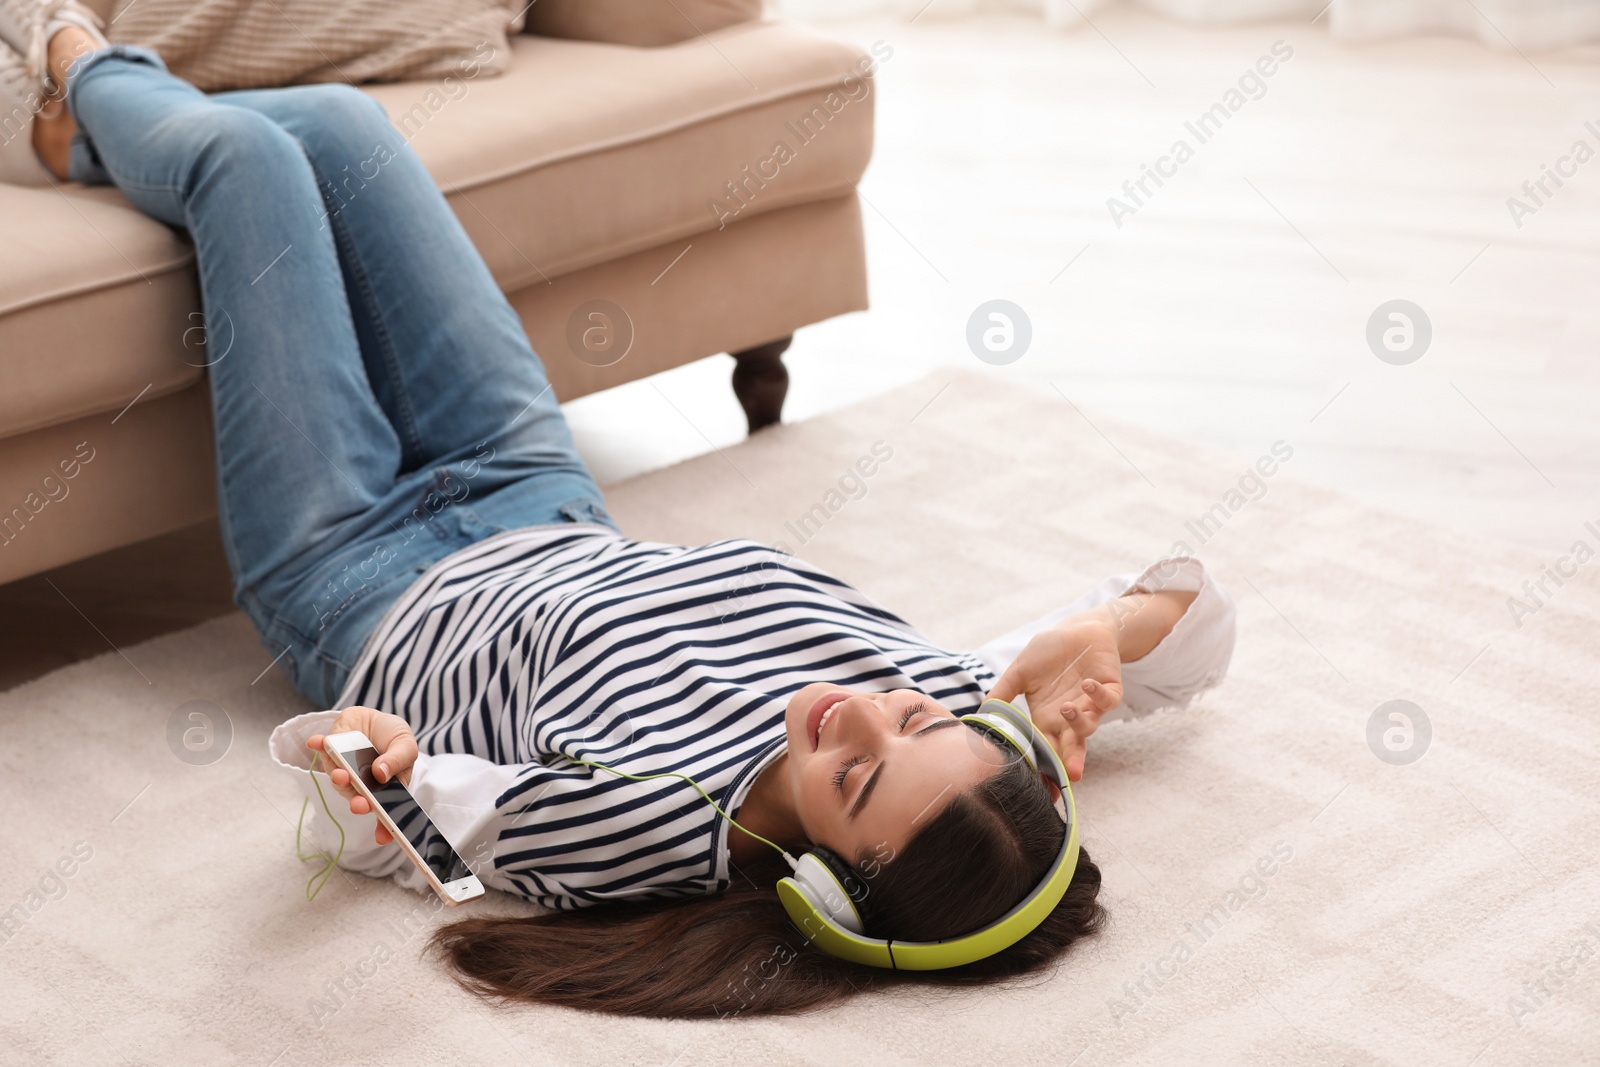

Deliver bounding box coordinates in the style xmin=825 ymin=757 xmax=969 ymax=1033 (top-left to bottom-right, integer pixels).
xmin=30 ymin=25 xmax=100 ymax=180
xmin=32 ymin=98 xmax=73 ymax=179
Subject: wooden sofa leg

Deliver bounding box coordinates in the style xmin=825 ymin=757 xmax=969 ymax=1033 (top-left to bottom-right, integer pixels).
xmin=730 ymin=335 xmax=791 ymax=434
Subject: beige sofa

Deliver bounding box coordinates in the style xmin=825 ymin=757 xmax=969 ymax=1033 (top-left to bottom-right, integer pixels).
xmin=0 ymin=0 xmax=874 ymax=586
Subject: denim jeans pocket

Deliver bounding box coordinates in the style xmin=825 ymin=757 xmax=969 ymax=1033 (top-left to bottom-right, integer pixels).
xmin=558 ymin=497 xmax=615 ymax=528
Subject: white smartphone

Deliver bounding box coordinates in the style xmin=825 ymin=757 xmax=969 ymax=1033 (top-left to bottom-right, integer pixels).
xmin=322 ymin=730 xmax=485 ymax=906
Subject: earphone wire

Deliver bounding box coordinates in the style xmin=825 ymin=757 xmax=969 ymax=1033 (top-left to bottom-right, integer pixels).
xmin=296 ymin=751 xmax=347 ymax=901
xmin=568 ymin=756 xmax=798 ymax=870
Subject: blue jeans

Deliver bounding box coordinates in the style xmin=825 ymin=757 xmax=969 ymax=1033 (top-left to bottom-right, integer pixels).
xmin=65 ymin=48 xmax=619 ymax=708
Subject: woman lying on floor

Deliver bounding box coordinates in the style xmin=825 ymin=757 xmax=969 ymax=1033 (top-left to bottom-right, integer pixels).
xmin=4 ymin=1 xmax=1236 ymax=1017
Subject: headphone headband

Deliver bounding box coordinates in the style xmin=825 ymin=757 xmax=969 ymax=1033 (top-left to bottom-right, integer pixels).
xmin=776 ymin=697 xmax=1080 ymax=970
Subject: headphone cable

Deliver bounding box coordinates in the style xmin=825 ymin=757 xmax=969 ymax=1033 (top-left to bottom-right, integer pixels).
xmin=568 ymin=756 xmax=800 ymax=870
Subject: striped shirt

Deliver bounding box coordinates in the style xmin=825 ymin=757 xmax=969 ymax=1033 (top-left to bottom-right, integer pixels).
xmin=331 ymin=523 xmax=999 ymax=909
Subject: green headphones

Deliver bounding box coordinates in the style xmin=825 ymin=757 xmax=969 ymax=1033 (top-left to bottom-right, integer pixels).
xmin=775 ymin=697 xmax=1080 ymax=970
xmin=569 ymin=697 xmax=1079 ymax=971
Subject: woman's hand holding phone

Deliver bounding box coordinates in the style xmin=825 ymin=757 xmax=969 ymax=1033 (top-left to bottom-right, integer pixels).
xmin=307 ymin=706 xmax=419 ymax=846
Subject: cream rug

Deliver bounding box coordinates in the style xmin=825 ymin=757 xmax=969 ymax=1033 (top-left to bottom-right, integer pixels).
xmin=3 ymin=369 xmax=1596 ymax=1066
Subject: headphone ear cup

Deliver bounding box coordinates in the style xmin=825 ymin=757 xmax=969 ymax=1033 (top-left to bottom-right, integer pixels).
xmin=810 ymin=846 xmax=874 ymax=931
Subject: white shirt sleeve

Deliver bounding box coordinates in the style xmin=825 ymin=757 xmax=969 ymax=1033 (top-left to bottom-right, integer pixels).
xmin=969 ymin=556 xmax=1237 ymax=724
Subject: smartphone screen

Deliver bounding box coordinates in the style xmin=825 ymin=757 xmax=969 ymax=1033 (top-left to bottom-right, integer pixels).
xmin=342 ymin=744 xmax=474 ymax=885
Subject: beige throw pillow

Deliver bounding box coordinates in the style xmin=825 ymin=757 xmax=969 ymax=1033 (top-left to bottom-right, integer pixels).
xmin=106 ymin=0 xmax=525 ymax=91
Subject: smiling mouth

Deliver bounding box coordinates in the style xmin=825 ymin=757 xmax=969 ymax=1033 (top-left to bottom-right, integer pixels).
xmin=806 ymin=691 xmax=849 ymax=751
xmin=816 ymin=700 xmax=843 ymax=744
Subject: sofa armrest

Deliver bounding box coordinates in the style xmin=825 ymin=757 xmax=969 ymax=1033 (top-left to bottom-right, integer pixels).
xmin=524 ymin=0 xmax=763 ymax=47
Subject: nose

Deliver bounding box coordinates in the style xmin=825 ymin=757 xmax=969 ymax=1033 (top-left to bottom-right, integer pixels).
xmin=829 ymin=693 xmax=890 ymax=748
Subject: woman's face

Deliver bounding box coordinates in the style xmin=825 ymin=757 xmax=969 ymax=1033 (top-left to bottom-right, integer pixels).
xmin=783 ymin=683 xmax=1005 ymax=863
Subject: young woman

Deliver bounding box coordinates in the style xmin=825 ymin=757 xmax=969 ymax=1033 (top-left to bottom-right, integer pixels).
xmin=5 ymin=4 xmax=1237 ymax=1017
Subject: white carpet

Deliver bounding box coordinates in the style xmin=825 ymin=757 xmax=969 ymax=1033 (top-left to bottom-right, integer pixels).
xmin=3 ymin=369 xmax=1596 ymax=1066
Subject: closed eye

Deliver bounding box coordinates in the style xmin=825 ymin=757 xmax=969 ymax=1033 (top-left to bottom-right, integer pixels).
xmin=845 ymin=714 xmax=963 ymax=820
xmin=896 ymin=700 xmax=927 ymax=731
xmin=836 ymin=703 xmax=930 ymax=796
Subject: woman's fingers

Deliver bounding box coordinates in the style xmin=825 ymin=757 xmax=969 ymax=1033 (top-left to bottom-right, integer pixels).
xmin=1048 ymin=726 xmax=1087 ymax=782
xmin=985 ymin=664 xmax=1023 ymax=706
xmin=374 ymin=823 xmax=393 ymax=846
xmin=1059 ymin=699 xmax=1100 ymax=740
xmin=307 ymin=735 xmax=360 ymax=800
xmin=374 ymin=732 xmax=419 ymax=786
xmin=1066 ymin=746 xmax=1086 ymax=783
xmin=331 ymin=768 xmax=359 ymax=802
xmin=364 ymin=713 xmax=420 ymax=786
xmin=1082 ymin=676 xmax=1122 ymax=711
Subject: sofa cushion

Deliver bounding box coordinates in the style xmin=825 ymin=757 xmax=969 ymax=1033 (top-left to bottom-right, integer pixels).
xmin=364 ymin=22 xmax=876 ymax=289
xmin=525 ymin=0 xmax=762 ymax=47
xmin=0 ymin=184 xmax=201 ymax=442
xmin=0 ymin=21 xmax=875 ymax=439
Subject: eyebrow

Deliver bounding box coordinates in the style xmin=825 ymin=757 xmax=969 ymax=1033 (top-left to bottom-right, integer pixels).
xmin=847 ymin=718 xmax=962 ymax=820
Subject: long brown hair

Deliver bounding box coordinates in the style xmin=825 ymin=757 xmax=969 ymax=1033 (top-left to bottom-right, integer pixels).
xmin=430 ymin=737 xmax=1106 ymax=1017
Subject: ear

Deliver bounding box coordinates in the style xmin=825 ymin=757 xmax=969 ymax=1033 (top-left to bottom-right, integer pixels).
xmin=1041 ymin=775 xmax=1061 ymax=803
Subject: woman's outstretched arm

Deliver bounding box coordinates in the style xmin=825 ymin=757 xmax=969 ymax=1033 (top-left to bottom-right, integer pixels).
xmin=975 ymin=557 xmax=1238 ymax=780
